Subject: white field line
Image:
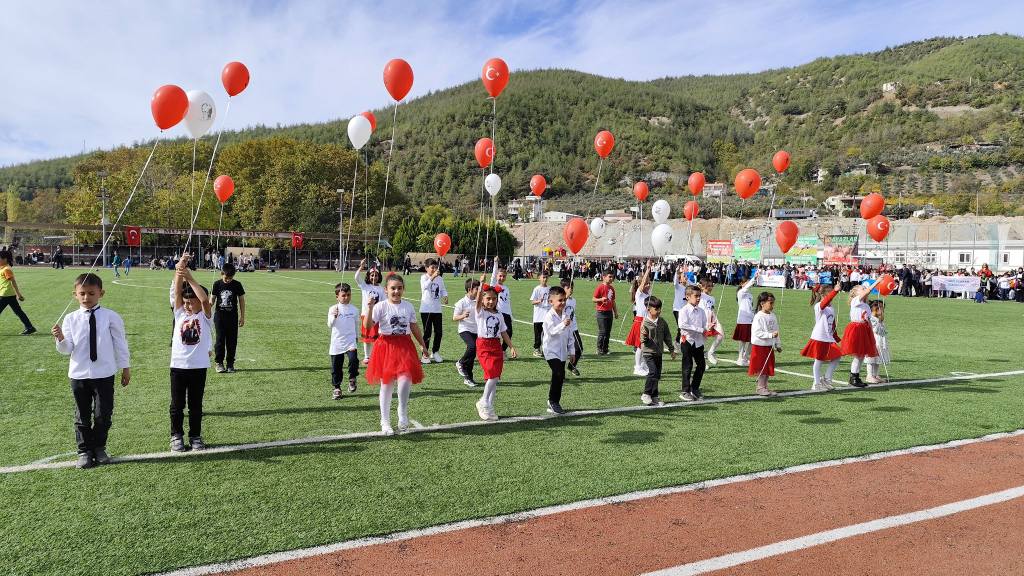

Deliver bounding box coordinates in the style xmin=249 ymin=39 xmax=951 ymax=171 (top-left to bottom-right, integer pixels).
xmin=155 ymin=428 xmax=1024 ymax=576
xmin=641 ymin=484 xmax=1024 ymax=576
xmin=4 ymin=368 xmax=1022 ymax=475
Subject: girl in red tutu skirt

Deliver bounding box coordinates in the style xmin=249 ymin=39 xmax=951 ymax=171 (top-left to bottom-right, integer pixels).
xmin=732 ymin=271 xmax=758 ymax=366
xmin=840 ymin=278 xmax=882 ymax=388
xmin=801 ymin=283 xmax=842 ymax=392
xmin=355 ymin=259 xmax=386 ymax=366
xmin=473 ymin=276 xmax=518 ymax=421
xmin=363 ymin=274 xmax=429 ymax=435
xmin=626 ymin=260 xmax=653 ymax=377
xmin=750 ymin=292 xmax=781 ymax=396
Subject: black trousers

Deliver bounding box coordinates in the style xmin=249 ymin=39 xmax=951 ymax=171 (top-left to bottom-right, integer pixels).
xmin=681 ymin=342 xmax=706 ymax=394
xmin=0 ymin=296 xmax=34 ymax=330
xmin=421 ymin=312 xmax=443 ymax=353
xmin=643 ymin=354 xmax=663 ymax=397
xmin=70 ymin=376 xmax=115 ymax=453
xmin=501 ymin=313 xmax=513 ymax=351
xmin=569 ymin=330 xmax=583 ymax=369
xmin=533 ymin=322 xmax=543 ymax=349
xmin=170 ymin=368 xmax=207 ymax=438
xmin=214 ymin=312 xmax=239 ymax=366
xmin=331 ymin=350 xmax=359 ymax=386
xmin=459 ymin=331 xmax=477 ymax=379
xmin=595 ymin=311 xmax=613 ymax=354
xmin=547 ymin=358 xmax=566 ymax=404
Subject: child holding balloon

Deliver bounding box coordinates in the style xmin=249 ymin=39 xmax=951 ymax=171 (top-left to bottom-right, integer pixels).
xmin=750 ymin=292 xmax=781 ymax=397
xmin=489 ymin=257 xmax=514 ymax=355
xmin=698 ymin=278 xmax=724 ymax=366
xmin=561 ymin=278 xmax=584 ymax=377
xmin=800 ymin=284 xmax=842 ymax=392
xmin=452 ymin=278 xmax=481 ymax=387
xmin=626 ymin=261 xmax=653 ymax=377
xmin=841 ymin=278 xmax=882 ymax=388
xmin=732 ymin=271 xmax=758 ymax=366
xmin=356 ymin=259 xmax=386 ymax=368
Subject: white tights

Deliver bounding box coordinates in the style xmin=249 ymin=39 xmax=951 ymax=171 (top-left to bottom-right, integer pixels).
xmin=634 ymin=348 xmax=645 ymax=371
xmin=737 ymin=342 xmax=751 ymax=364
xmin=482 ymin=378 xmax=499 ymax=408
xmin=850 ymin=356 xmax=863 ymax=374
xmin=379 ymin=376 xmax=412 ymax=426
xmin=812 ymin=359 xmax=840 ymax=383
xmin=363 ymin=342 xmax=373 ymax=359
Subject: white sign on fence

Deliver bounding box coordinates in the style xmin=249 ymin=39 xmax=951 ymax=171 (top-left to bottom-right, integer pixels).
xmin=931 ymin=276 xmax=981 ymax=293
xmin=756 ymin=269 xmax=787 ymax=288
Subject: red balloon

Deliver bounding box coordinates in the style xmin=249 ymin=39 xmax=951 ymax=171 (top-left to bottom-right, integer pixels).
xmin=361 ymin=111 xmax=376 ymax=132
xmin=683 ymin=200 xmax=699 ymax=221
xmin=433 ymin=233 xmax=452 ymax=257
xmin=221 ymin=62 xmax=250 ymax=97
xmin=877 ymin=274 xmax=897 ymax=296
xmin=860 ymin=192 xmax=885 ymax=220
xmin=150 ymin=85 xmax=188 ymax=131
xmin=772 ymin=150 xmax=791 ymax=173
xmin=688 ymin=172 xmax=705 ymax=196
xmin=383 ymin=59 xmax=414 ymax=101
xmin=867 ymin=215 xmax=890 ymax=242
xmin=530 ymin=174 xmax=546 ymax=197
xmin=775 ymin=220 xmax=799 ymax=253
xmin=633 ymin=181 xmax=649 ymax=202
xmin=734 ymin=168 xmax=762 ymax=200
xmin=594 ymin=130 xmax=615 ymax=158
xmin=481 ymin=57 xmax=509 ymax=98
xmin=474 ymin=138 xmax=494 ymax=168
xmin=563 ymin=217 xmax=589 ymax=255
xmin=214 ymin=175 xmax=235 ymax=203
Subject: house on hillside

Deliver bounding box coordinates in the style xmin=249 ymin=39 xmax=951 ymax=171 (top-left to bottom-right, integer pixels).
xmin=543 ymin=211 xmax=581 ymax=223
xmin=815 ymin=167 xmax=830 ymax=183
xmin=702 ymin=183 xmax=726 ymax=198
xmin=843 ymin=163 xmax=874 ymax=177
xmin=602 ymin=209 xmax=633 ymax=223
xmin=507 ymin=196 xmax=545 ymax=223
xmin=824 ymin=195 xmax=861 ymax=217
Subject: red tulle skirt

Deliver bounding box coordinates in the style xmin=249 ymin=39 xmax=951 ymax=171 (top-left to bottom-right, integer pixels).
xmin=476 ymin=337 xmax=504 ymax=380
xmin=365 ymin=334 xmax=424 ymax=385
xmin=840 ymin=322 xmax=878 ymax=358
xmin=360 ymin=315 xmax=379 ymax=343
xmin=732 ymin=323 xmax=751 ymax=342
xmin=749 ymin=345 xmax=776 ymax=376
xmin=801 ymin=339 xmax=843 ymax=361
xmin=625 ymin=316 xmax=644 ymax=347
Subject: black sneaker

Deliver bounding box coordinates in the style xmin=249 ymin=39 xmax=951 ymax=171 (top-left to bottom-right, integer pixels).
xmin=20 ymin=327 xmax=37 ymax=336
xmin=569 ymin=365 xmax=581 ymax=377
xmin=76 ymin=452 xmax=95 ymax=469
xmin=93 ymin=448 xmax=112 ymax=465
xmin=546 ymin=401 xmax=567 ymax=415
xmin=226 ymin=366 xmax=236 ymax=373
xmin=850 ymin=373 xmax=867 ymax=388
xmin=348 ymin=378 xmax=357 ymax=393
xmin=215 ymin=363 xmax=226 ymax=373
xmin=170 ymin=435 xmax=189 ymax=452
xmin=190 ymin=437 xmax=207 ymax=451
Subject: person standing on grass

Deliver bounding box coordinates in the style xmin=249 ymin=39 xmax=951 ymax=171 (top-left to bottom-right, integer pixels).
xmin=698 ymin=277 xmax=724 ymax=366
xmin=592 ymin=268 xmax=618 ymax=355
xmin=639 ymin=295 xmax=675 ymax=407
xmin=355 ymin=259 xmax=386 ymax=365
xmin=677 ymin=285 xmax=707 ymax=402
xmin=542 ymin=285 xmax=575 ymax=415
xmin=473 ymin=277 xmax=518 ymax=421
xmin=453 ymin=278 xmax=481 ymax=388
xmin=0 ymin=250 xmax=37 ymax=335
xmin=841 ymin=278 xmax=882 ymax=388
xmin=530 ymin=270 xmax=552 ymax=357
xmin=210 ymin=262 xmax=246 ymax=373
xmin=328 ymin=283 xmax=360 ymax=399
xmin=749 ymin=292 xmax=781 ymax=397
xmin=170 ymin=258 xmax=213 ymax=452
xmin=801 ymin=283 xmax=842 ymax=392
xmin=123 ymin=255 xmax=132 ymax=277
xmin=52 ymin=272 xmax=131 ymax=469
xmin=365 ymin=273 xmax=428 ymax=435
xmin=419 ymin=258 xmax=448 ymax=364
xmin=561 ymin=278 xmax=584 ymax=377
xmin=489 ymin=256 xmax=514 ymax=355
xmin=626 ymin=261 xmax=653 ymax=377
xmin=732 ymin=271 xmax=758 ymax=366
xmin=864 ymin=300 xmax=890 ymax=384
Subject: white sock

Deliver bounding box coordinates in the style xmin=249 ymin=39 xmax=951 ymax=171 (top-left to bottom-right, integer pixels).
xmin=739 ymin=342 xmax=751 ymax=363
xmin=634 ymin=348 xmax=643 ymax=370
xmin=868 ymin=364 xmax=879 ymax=379
xmin=379 ymin=383 xmax=394 ymax=426
xmin=812 ymin=360 xmax=823 ymax=384
xmin=708 ymin=334 xmax=723 ymax=355
xmin=483 ymin=378 xmax=499 ymax=407
xmin=826 ymin=359 xmax=839 ymax=381
xmin=397 ymin=376 xmax=411 ymax=424
xmin=363 ymin=342 xmax=371 ymax=359
xmin=851 ymin=356 xmax=863 ymax=374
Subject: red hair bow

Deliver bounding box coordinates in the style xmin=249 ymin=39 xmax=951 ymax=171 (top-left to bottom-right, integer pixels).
xmin=482 ymin=283 xmax=503 ymax=294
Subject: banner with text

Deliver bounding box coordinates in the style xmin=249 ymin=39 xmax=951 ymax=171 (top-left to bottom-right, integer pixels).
xmin=932 ymin=276 xmax=981 ymax=293
xmin=806 ymin=271 xmax=833 ymax=286
xmin=785 ymin=235 xmax=820 ymax=265
xmin=707 ymin=240 xmax=734 ymax=263
xmin=732 ymin=239 xmax=762 ymax=262
xmin=823 ymin=235 xmax=858 ymax=265
xmin=756 ymin=269 xmax=787 ymax=288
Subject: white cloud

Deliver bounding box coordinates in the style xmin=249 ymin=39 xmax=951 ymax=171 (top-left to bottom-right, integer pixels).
xmin=1 ymin=0 xmax=1023 ymax=165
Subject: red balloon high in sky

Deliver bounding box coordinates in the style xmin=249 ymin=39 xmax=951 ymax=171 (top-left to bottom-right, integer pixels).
xmin=383 ymin=59 xmax=414 ymax=101
xmin=151 ymin=85 xmax=188 ymax=130
xmin=222 ymin=62 xmax=250 ymax=97
xmin=474 ymin=138 xmax=494 ymax=168
xmin=481 ymin=58 xmax=509 ymax=98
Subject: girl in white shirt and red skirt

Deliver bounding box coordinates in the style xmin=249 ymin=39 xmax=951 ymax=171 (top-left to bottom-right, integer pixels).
xmin=750 ymin=292 xmax=781 ymax=396
xmin=801 ymin=283 xmax=842 ymax=392
xmin=626 ymin=261 xmax=653 ymax=376
xmin=473 ymin=277 xmax=518 ymax=421
xmin=840 ymin=278 xmax=882 ymax=388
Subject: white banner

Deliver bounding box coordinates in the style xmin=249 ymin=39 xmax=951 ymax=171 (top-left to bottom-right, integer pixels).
xmin=932 ymin=276 xmax=980 ymax=293
xmin=756 ymin=269 xmax=787 ymax=288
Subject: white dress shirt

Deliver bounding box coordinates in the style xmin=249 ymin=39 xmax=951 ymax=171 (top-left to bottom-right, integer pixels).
xmin=56 ymin=306 xmax=130 ymax=379
xmin=542 ymin=308 xmax=576 ymax=361
xmin=677 ymin=303 xmax=707 ymax=348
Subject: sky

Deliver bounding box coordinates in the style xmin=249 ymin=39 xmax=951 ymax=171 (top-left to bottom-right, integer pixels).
xmin=3 ymin=0 xmax=1024 ymax=166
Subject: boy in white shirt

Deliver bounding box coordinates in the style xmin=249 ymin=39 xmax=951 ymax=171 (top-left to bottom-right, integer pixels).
xmin=453 ymin=278 xmax=482 ymax=387
xmin=419 ymin=258 xmax=448 ymax=364
xmin=52 ymin=273 xmax=131 ymax=469
xmin=169 ymin=257 xmax=214 ymax=452
xmin=530 ymin=271 xmax=552 ymax=357
xmin=676 ymin=285 xmax=707 ymax=401
xmin=542 ymin=286 xmax=575 ymax=414
xmin=328 ymin=283 xmax=360 ymax=399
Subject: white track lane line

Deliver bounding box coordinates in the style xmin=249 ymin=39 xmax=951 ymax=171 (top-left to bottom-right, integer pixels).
xmin=642 ymin=484 xmax=1024 ymax=576
xmin=4 ymin=368 xmax=1022 ymax=475
xmin=155 ymin=428 xmax=1024 ymax=576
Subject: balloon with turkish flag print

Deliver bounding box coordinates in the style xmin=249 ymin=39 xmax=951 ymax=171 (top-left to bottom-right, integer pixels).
xmin=530 ymin=174 xmax=546 ymax=197
xmin=877 ymin=274 xmax=897 ymax=296
xmin=481 ymin=57 xmax=509 ymax=98
xmin=433 ymin=233 xmax=452 ymax=257
xmin=474 ymin=138 xmax=494 ymax=168
xmin=594 ymin=130 xmax=615 ymax=158
xmin=687 ymin=172 xmax=705 ymax=196
xmin=867 ymin=215 xmax=890 ymax=242
xmin=563 ymin=217 xmax=589 ymax=255
xmin=291 ymin=232 xmax=304 ymax=250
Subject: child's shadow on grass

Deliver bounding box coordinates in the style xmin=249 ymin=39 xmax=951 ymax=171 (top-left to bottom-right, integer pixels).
xmin=601 ymin=430 xmax=665 ymax=444
xmin=207 ymin=403 xmax=378 ymax=417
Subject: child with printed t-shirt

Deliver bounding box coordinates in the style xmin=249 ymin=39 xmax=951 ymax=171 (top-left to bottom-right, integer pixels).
xmin=169 ymin=256 xmax=213 ymax=452
xmin=328 ymin=282 xmax=360 ymax=398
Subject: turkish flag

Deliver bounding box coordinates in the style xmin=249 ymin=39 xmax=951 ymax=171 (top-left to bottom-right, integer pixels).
xmin=291 ymin=232 xmax=304 ymax=249
xmin=125 ymin=226 xmax=141 ymax=247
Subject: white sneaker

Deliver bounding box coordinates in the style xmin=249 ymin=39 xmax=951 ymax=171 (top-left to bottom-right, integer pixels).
xmin=823 ymin=380 xmax=836 ymax=390
xmin=640 ymin=393 xmax=654 ymax=406
xmin=464 ymin=378 xmax=477 ymax=388
xmin=811 ymin=381 xmax=827 ymax=392
xmin=381 ymin=422 xmax=395 ymax=436
xmin=432 ymin=352 xmax=443 ymax=363
xmin=486 ymin=407 xmax=498 ymax=422
xmin=456 ymin=363 xmax=468 ymax=378
xmin=420 ymin=355 xmax=431 ymax=365
xmin=397 ymin=420 xmax=410 ymax=434
xmin=707 ymin=353 xmax=719 ymax=366
xmin=476 ymin=399 xmax=489 ymax=421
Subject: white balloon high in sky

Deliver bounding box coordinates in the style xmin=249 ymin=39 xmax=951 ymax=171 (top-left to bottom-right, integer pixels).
xmin=651 ymin=223 xmax=674 ymax=255
xmin=590 ymin=217 xmax=607 ymax=238
xmin=183 ymin=90 xmax=216 ymax=139
xmin=651 ymin=199 xmax=670 ymax=224
xmin=485 ymin=173 xmax=502 ymax=197
xmin=347 ymin=114 xmax=372 ymax=150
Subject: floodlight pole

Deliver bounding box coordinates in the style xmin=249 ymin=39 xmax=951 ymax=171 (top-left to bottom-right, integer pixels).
xmin=337 ymin=188 xmax=345 ymax=272
xmin=98 ymin=170 xmax=108 ymax=267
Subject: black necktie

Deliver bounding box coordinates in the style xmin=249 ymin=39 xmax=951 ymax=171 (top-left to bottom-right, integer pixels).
xmin=88 ymin=308 xmax=98 ymax=362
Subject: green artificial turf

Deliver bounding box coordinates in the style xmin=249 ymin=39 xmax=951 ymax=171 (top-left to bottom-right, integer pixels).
xmin=1 ymin=267 xmax=1022 ymax=575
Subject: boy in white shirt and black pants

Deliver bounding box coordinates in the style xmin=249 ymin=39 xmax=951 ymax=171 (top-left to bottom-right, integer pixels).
xmin=170 ymin=257 xmax=214 ymax=452
xmin=52 ymin=273 xmax=131 ymax=469
xmin=419 ymin=258 xmax=448 ymax=364
xmin=542 ymin=286 xmax=575 ymax=414
xmin=677 ymin=284 xmax=707 ymax=401
xmin=453 ymin=278 xmax=482 ymax=387
xmin=328 ymin=282 xmax=360 ymax=399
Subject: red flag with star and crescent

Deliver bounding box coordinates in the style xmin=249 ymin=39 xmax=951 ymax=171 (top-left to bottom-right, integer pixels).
xmin=291 ymin=232 xmax=304 ymax=249
xmin=125 ymin=226 xmax=141 ymax=247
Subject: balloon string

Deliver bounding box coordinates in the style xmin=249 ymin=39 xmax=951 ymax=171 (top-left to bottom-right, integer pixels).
xmin=54 ymin=139 xmax=160 ymax=325
xmin=489 ymin=97 xmax=497 ymax=175
xmin=213 ymin=202 xmax=224 ymax=279
xmin=183 ymin=97 xmax=232 ymax=255
xmin=344 ymin=160 xmax=358 ymax=277
xmin=376 ymin=101 xmax=400 ymax=263
xmin=474 ymin=168 xmax=485 ymax=271
xmin=590 ymin=157 xmax=604 ymax=217
xmin=190 ymin=139 xmax=197 ymax=247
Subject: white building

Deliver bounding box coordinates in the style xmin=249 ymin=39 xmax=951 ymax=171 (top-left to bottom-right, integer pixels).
xmin=815 ymin=167 xmax=830 ymax=183
xmin=602 ymin=209 xmax=633 ymax=223
xmin=543 ymin=211 xmax=581 ymax=223
xmin=507 ymin=196 xmax=545 ymax=222
xmin=702 ymin=183 xmax=726 ymax=198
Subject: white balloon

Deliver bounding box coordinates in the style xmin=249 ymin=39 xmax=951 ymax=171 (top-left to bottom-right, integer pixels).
xmin=651 ymin=199 xmax=671 ymax=224
xmin=347 ymin=115 xmax=372 ymax=150
xmin=651 ymin=223 xmax=674 ymax=256
xmin=589 ymin=217 xmax=606 ymax=238
xmin=485 ymin=173 xmax=502 ymax=197
xmin=184 ymin=90 xmax=216 ymax=139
